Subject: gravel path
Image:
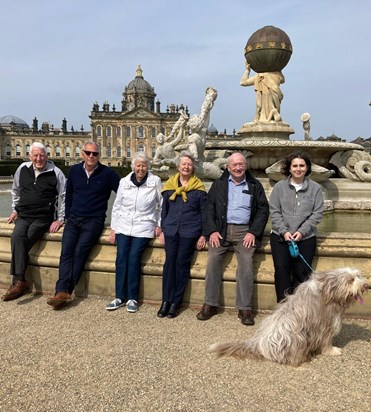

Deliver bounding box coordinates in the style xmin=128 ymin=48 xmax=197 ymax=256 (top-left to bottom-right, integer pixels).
xmin=1 ymin=290 xmax=370 ymax=412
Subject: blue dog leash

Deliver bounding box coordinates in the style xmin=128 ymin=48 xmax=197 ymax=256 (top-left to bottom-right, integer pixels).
xmin=287 ymin=240 xmax=314 ymax=272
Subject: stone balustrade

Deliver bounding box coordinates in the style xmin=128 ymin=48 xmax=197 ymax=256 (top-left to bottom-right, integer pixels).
xmin=0 ymin=220 xmax=370 ymax=316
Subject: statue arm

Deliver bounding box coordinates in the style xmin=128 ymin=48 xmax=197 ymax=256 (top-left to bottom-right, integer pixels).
xmin=240 ymin=62 xmax=254 ymax=86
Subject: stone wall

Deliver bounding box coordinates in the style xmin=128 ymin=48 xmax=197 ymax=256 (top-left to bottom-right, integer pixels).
xmin=0 ymin=221 xmax=370 ymax=316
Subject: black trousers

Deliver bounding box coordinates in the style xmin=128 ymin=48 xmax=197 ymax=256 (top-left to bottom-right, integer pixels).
xmin=11 ymin=216 xmax=52 ymax=282
xmin=270 ymin=232 xmax=317 ymax=303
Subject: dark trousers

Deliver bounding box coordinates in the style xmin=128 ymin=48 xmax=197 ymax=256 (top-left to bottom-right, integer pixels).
xmin=162 ymin=234 xmax=198 ymax=305
xmin=115 ymin=234 xmax=151 ymax=302
xmin=270 ymin=232 xmax=317 ymax=302
xmin=56 ymin=216 xmax=105 ymax=294
xmin=11 ymin=216 xmax=51 ymax=282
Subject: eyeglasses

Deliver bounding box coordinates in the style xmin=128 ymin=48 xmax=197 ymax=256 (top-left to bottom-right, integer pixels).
xmin=83 ymin=150 xmax=99 ymax=157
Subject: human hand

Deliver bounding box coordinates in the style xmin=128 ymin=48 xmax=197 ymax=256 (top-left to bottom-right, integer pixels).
xmin=291 ymin=231 xmax=303 ymax=242
xmin=243 ymin=232 xmax=256 ymax=248
xmin=154 ymin=226 xmax=162 ymax=237
xmin=7 ymin=211 xmax=17 ymax=224
xmin=209 ymin=232 xmax=222 ymax=248
xmin=49 ymin=220 xmax=63 ymax=233
xmin=159 ymin=232 xmax=165 ymax=245
xmin=108 ymin=230 xmax=116 ymax=245
xmin=196 ymin=236 xmax=206 ymax=250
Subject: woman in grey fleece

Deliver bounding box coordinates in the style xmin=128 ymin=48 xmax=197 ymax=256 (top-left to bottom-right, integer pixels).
xmin=269 ymin=151 xmax=324 ymax=302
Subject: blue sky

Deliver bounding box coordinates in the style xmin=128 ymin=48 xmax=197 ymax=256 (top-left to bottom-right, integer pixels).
xmin=1 ymin=0 xmax=370 ymax=141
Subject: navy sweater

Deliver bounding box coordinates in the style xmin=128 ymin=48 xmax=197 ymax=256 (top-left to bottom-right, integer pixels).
xmin=65 ymin=162 xmax=120 ymax=219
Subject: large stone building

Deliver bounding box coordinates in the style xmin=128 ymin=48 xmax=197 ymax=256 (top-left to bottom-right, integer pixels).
xmin=0 ymin=66 xmax=187 ymax=165
xmin=91 ymin=65 xmax=188 ymax=166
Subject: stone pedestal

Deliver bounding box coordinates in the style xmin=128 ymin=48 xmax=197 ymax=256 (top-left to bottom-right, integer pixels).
xmin=238 ymin=121 xmax=295 ymax=140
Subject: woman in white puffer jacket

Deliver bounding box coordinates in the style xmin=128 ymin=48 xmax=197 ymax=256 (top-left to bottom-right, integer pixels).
xmin=106 ymin=152 xmax=162 ymax=313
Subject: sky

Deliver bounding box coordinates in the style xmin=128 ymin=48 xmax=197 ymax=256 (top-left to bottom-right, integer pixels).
xmin=1 ymin=0 xmax=370 ymax=141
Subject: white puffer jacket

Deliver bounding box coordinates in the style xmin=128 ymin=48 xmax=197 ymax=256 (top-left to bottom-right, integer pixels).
xmin=111 ymin=171 xmax=162 ymax=238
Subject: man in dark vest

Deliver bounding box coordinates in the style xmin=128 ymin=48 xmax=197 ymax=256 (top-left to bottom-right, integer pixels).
xmin=1 ymin=142 xmax=66 ymax=301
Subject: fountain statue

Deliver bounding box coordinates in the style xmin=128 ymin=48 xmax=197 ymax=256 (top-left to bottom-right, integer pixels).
xmin=153 ymin=25 xmax=371 ymax=209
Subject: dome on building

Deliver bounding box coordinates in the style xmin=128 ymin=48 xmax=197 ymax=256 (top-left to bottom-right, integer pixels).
xmin=126 ymin=65 xmax=155 ymax=95
xmin=122 ymin=65 xmax=156 ymax=112
xmin=207 ymin=124 xmax=218 ymax=135
xmin=0 ymin=115 xmax=30 ymax=129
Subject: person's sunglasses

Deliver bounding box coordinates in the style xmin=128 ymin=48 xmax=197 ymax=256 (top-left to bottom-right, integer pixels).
xmin=83 ymin=150 xmax=99 ymax=157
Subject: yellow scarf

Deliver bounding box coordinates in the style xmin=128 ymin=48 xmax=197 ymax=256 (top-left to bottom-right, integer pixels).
xmin=162 ymin=172 xmax=206 ymax=202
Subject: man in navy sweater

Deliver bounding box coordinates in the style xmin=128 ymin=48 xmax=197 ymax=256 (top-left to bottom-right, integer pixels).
xmin=1 ymin=142 xmax=66 ymax=301
xmin=47 ymin=141 xmax=120 ymax=309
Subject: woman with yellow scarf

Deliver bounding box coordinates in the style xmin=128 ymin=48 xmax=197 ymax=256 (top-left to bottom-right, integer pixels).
xmin=158 ymin=152 xmax=207 ymax=318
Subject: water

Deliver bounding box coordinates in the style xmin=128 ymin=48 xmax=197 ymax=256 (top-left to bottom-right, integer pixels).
xmin=0 ymin=183 xmax=370 ymax=232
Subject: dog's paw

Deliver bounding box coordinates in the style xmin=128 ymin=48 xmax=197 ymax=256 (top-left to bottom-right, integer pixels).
xmin=324 ymin=346 xmax=342 ymax=356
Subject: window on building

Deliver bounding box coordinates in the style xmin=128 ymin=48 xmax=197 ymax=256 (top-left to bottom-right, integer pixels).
xmin=26 ymin=144 xmax=30 ymax=156
xmin=152 ymin=145 xmax=156 ymax=157
xmin=138 ymin=126 xmax=144 ymax=138
xmin=116 ymin=126 xmax=121 ymax=137
xmin=75 ymin=146 xmax=81 ymax=158
xmin=46 ymin=145 xmax=51 ymax=157
xmin=97 ymin=126 xmax=102 ymax=137
xmin=16 ymin=144 xmax=21 ymax=157
xmin=56 ymin=146 xmax=61 ymax=157
xmin=5 ymin=144 xmax=11 ymax=157
xmin=138 ymin=145 xmax=145 ymax=153
xmin=126 ymin=126 xmax=131 ymax=138
xmin=126 ymin=146 xmax=131 ymax=158
xmin=65 ymin=146 xmax=71 ymax=157
xmin=117 ymin=146 xmax=121 ymax=158
xmin=161 ymin=126 xmax=165 ymax=134
xmin=107 ymin=146 xmax=111 ymax=158
xmin=107 ymin=126 xmax=112 ymax=138
xmin=151 ymin=127 xmax=156 ymax=138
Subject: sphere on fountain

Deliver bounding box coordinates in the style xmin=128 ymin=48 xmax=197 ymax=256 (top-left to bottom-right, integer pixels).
xmin=244 ymin=25 xmax=293 ymax=73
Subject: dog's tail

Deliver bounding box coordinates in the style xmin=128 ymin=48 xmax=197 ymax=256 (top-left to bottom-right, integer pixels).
xmin=209 ymin=341 xmax=261 ymax=360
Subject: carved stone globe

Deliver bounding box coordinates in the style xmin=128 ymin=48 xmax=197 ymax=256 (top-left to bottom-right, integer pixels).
xmin=244 ymin=26 xmax=292 ymax=73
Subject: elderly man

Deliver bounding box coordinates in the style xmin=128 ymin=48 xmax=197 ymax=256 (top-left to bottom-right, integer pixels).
xmin=47 ymin=141 xmax=120 ymax=310
xmin=196 ymin=152 xmax=269 ymax=325
xmin=1 ymin=142 xmax=66 ymax=301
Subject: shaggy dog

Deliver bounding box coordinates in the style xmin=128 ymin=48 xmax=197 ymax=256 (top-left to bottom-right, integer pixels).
xmin=209 ymin=268 xmax=368 ymax=366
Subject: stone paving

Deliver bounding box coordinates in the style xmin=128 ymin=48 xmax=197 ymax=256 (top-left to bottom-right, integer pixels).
xmin=0 ymin=290 xmax=370 ymax=412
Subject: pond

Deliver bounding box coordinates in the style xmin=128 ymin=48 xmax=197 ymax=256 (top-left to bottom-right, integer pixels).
xmin=0 ymin=184 xmax=370 ymax=233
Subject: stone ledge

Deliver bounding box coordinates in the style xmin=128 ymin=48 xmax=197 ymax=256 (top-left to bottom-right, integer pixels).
xmin=1 ymin=222 xmax=370 ymax=316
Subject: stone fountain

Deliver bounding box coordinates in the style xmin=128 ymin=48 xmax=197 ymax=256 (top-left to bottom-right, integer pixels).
xmin=153 ymin=25 xmax=371 ymax=211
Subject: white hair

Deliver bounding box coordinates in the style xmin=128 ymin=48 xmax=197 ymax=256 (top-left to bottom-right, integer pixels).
xmin=131 ymin=151 xmax=150 ymax=171
xmin=30 ymin=142 xmax=47 ymax=155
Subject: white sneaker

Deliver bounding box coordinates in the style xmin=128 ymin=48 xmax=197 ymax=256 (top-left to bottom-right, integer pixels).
xmin=127 ymin=299 xmax=138 ymax=313
xmin=106 ymin=298 xmax=125 ymax=311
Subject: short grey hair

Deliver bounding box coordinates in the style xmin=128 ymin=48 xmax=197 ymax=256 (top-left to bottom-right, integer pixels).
xmin=175 ymin=151 xmax=198 ymax=173
xmin=83 ymin=140 xmax=100 ymax=153
xmin=30 ymin=142 xmax=47 ymax=155
xmin=131 ymin=151 xmax=150 ymax=171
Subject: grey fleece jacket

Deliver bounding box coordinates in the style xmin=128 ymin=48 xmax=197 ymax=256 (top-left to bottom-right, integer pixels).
xmin=269 ymin=177 xmax=324 ymax=239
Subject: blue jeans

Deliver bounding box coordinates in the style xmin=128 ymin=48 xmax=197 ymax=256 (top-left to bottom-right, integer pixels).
xmin=162 ymin=234 xmax=198 ymax=305
xmin=115 ymin=234 xmax=151 ymax=302
xmin=56 ymin=216 xmax=105 ymax=294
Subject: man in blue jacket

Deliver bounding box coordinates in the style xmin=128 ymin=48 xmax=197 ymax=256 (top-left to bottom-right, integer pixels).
xmin=47 ymin=141 xmax=120 ymax=310
xmin=196 ymin=152 xmax=269 ymax=325
xmin=2 ymin=142 xmax=66 ymax=301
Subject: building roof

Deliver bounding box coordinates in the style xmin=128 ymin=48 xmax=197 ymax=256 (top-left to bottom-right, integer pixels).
xmin=0 ymin=115 xmax=30 ymax=129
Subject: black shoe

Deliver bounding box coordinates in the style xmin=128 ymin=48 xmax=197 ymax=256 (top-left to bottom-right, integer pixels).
xmin=157 ymin=301 xmax=170 ymax=318
xmin=238 ymin=310 xmax=255 ymax=326
xmin=167 ymin=303 xmax=179 ymax=318
xmin=196 ymin=304 xmax=218 ymax=321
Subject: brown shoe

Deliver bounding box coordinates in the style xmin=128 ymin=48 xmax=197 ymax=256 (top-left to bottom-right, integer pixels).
xmin=47 ymin=291 xmax=72 ymax=310
xmin=1 ymin=280 xmax=30 ymax=301
xmin=196 ymin=304 xmax=218 ymax=321
xmin=238 ymin=310 xmax=255 ymax=326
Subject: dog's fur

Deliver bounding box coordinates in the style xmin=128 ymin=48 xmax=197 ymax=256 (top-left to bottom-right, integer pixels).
xmin=209 ymin=268 xmax=368 ymax=366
